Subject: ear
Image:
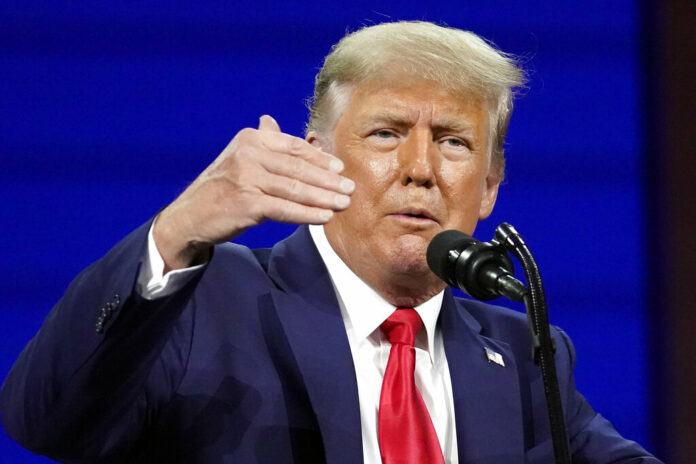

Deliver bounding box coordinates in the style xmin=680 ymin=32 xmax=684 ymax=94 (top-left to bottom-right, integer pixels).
xmin=306 ymin=130 xmax=333 ymax=153
xmin=478 ymin=172 xmax=501 ymax=220
xmin=306 ymin=130 xmax=321 ymax=147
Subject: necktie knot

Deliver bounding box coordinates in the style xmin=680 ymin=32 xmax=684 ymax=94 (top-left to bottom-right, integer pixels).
xmin=380 ymin=308 xmax=423 ymax=347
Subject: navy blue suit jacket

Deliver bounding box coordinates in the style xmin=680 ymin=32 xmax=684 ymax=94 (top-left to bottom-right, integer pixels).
xmin=1 ymin=221 xmax=660 ymax=463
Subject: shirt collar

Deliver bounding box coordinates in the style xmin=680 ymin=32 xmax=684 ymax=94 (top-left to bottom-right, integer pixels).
xmin=308 ymin=225 xmax=444 ymax=362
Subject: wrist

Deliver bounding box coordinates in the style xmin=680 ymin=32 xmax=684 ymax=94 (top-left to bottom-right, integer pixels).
xmin=153 ymin=210 xmax=212 ymax=273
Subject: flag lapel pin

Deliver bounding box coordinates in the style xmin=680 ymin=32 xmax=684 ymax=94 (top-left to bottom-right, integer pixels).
xmin=484 ymin=346 xmax=505 ymax=367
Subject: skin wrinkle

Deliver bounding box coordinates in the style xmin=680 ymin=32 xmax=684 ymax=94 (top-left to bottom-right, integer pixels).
xmin=308 ymin=78 xmax=500 ymax=308
xmin=318 ymin=82 xmax=493 ymax=164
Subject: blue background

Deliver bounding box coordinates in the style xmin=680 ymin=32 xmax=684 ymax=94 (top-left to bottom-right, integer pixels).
xmin=1 ymin=1 xmax=654 ymax=461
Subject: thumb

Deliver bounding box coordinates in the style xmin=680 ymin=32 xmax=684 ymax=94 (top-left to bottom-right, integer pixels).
xmin=258 ymin=114 xmax=281 ymax=133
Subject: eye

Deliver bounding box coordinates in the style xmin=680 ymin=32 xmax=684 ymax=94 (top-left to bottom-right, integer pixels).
xmin=372 ymin=129 xmax=396 ymax=139
xmin=367 ymin=129 xmax=400 ymax=149
xmin=440 ymin=137 xmax=470 ymax=150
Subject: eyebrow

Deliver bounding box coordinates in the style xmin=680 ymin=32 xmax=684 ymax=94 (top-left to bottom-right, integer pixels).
xmin=430 ymin=116 xmax=476 ymax=135
xmin=359 ymin=111 xmax=417 ymax=130
xmin=359 ymin=111 xmax=476 ymax=135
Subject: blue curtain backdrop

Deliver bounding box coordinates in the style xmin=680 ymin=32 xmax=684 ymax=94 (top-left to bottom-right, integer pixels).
xmin=1 ymin=1 xmax=651 ymax=461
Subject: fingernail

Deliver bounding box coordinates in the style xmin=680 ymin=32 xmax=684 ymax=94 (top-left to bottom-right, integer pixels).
xmin=334 ymin=194 xmax=350 ymax=209
xmin=340 ymin=178 xmax=356 ymax=193
xmin=329 ymin=159 xmax=344 ymax=173
xmin=320 ymin=210 xmax=334 ymax=222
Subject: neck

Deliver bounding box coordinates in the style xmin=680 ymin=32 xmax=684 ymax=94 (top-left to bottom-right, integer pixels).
xmin=323 ymin=229 xmax=446 ymax=307
xmin=373 ymin=274 xmax=447 ymax=308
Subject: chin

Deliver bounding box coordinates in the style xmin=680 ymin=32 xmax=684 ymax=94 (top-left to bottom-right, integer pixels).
xmin=383 ymin=234 xmax=431 ymax=276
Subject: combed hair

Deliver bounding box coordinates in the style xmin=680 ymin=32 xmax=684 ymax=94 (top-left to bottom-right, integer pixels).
xmin=306 ymin=21 xmax=526 ymax=179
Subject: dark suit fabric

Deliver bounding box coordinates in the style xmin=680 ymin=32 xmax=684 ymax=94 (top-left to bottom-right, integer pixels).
xmin=0 ymin=221 xmax=660 ymax=463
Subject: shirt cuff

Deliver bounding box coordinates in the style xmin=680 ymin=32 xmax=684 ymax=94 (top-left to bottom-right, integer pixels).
xmin=136 ymin=221 xmax=206 ymax=300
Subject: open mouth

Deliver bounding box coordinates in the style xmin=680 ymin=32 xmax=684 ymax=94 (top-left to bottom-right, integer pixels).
xmin=403 ymin=212 xmax=430 ymax=219
xmin=392 ymin=209 xmax=437 ymax=223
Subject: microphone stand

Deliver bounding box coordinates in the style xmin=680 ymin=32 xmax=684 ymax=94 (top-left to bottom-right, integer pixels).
xmin=493 ymin=223 xmax=572 ymax=464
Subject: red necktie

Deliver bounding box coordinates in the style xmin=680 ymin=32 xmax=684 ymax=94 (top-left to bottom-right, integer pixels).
xmin=378 ymin=308 xmax=445 ymax=464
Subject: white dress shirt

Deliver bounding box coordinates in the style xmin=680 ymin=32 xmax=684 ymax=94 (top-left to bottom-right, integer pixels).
xmin=137 ymin=224 xmax=459 ymax=463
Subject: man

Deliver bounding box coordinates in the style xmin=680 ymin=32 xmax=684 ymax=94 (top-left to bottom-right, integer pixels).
xmin=1 ymin=21 xmax=660 ymax=463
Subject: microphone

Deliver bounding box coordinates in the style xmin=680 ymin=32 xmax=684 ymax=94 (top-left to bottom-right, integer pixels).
xmin=426 ymin=230 xmax=527 ymax=302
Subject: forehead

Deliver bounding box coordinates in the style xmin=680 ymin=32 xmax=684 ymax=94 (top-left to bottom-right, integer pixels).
xmin=343 ymin=78 xmax=490 ymax=130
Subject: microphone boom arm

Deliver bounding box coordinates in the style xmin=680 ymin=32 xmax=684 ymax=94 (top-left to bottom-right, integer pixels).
xmin=493 ymin=223 xmax=571 ymax=464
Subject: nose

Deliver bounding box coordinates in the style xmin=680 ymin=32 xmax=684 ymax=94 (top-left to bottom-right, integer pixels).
xmin=398 ymin=128 xmax=435 ymax=187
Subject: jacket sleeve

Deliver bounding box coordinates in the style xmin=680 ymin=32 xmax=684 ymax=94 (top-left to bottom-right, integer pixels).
xmin=0 ymin=219 xmax=203 ymax=462
xmin=556 ymin=329 xmax=664 ymax=463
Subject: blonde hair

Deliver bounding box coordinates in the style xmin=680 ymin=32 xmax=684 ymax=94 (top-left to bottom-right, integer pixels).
xmin=306 ymin=21 xmax=525 ymax=178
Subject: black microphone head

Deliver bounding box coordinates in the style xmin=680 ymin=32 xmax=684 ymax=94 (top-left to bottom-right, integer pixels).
xmin=427 ymin=230 xmax=477 ymax=286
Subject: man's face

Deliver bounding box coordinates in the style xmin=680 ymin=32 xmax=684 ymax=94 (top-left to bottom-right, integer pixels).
xmin=317 ymin=78 xmax=501 ymax=292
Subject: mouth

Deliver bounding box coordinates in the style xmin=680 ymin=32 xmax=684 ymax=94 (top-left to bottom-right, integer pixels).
xmin=389 ymin=208 xmax=439 ymax=224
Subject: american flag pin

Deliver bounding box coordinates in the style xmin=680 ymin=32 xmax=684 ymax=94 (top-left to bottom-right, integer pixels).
xmin=484 ymin=346 xmax=505 ymax=367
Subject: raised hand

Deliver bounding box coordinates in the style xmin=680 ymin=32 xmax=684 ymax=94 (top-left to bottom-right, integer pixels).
xmin=153 ymin=115 xmax=354 ymax=271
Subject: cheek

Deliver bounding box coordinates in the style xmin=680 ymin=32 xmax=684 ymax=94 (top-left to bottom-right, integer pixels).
xmin=347 ymin=155 xmax=396 ymax=200
xmin=437 ymin=163 xmax=481 ymax=194
xmin=366 ymin=157 xmax=397 ymax=182
xmin=439 ymin=164 xmax=487 ymax=217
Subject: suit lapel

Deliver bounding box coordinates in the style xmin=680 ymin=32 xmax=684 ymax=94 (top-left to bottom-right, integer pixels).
xmin=265 ymin=226 xmax=363 ymax=464
xmin=440 ymin=290 xmax=525 ymax=462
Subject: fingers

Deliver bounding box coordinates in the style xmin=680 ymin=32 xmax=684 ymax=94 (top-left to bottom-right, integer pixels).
xmin=258 ymin=114 xmax=281 ymax=132
xmin=259 ymin=130 xmax=341 ymax=173
xmin=259 ymin=171 xmax=352 ymax=211
xmin=245 ymin=115 xmax=354 ymax=198
xmin=255 ymin=195 xmax=335 ymax=225
xmin=220 ymin=116 xmax=355 ymax=227
xmin=256 ymin=149 xmax=355 ymax=196
xmin=256 ymin=115 xmax=340 ymax=173
xmin=155 ymin=116 xmax=352 ymax=262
